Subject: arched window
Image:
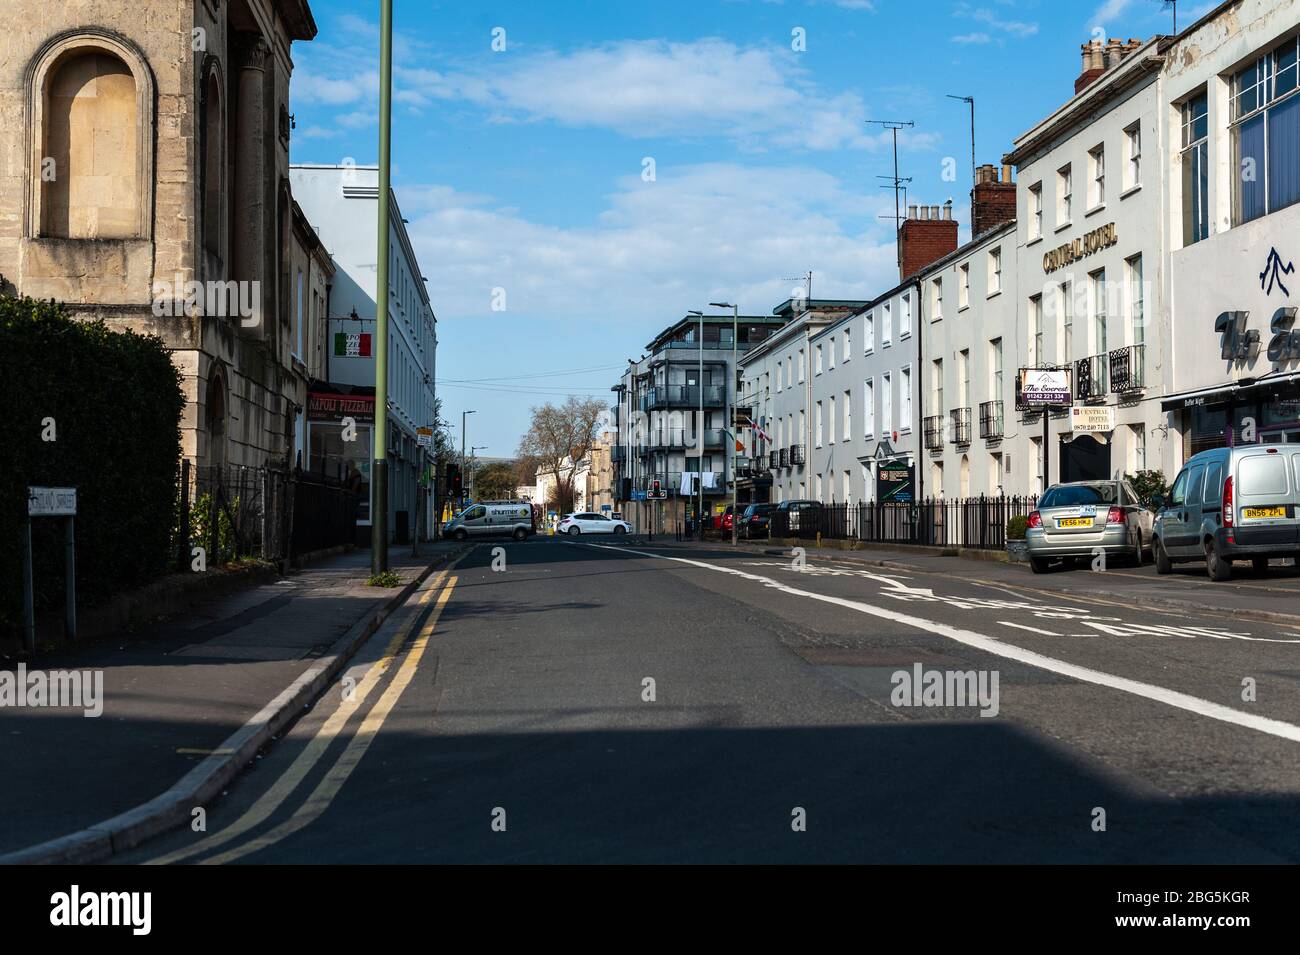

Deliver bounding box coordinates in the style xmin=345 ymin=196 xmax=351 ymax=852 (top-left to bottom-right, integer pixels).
xmin=202 ymin=64 xmax=225 ymax=259
xmin=27 ymin=31 xmax=154 ymax=240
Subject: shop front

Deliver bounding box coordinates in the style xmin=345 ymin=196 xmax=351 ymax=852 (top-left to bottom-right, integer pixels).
xmin=306 ymin=383 xmax=375 ymax=545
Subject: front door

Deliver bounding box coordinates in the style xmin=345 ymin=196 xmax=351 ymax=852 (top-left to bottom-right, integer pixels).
xmin=1059 ymin=433 xmax=1111 ymax=483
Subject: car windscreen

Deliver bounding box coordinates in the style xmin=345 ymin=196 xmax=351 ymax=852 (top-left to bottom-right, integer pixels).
xmin=1037 ymin=483 xmax=1117 ymax=508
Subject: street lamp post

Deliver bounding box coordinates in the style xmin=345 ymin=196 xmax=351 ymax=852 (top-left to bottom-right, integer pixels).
xmin=712 ymin=301 xmax=739 ymax=546
xmin=687 ymin=310 xmax=704 ymax=538
xmin=372 ymin=0 xmax=393 ymax=575
xmin=460 ymin=409 xmax=475 ymax=508
xmin=470 ymin=446 xmax=488 ymax=501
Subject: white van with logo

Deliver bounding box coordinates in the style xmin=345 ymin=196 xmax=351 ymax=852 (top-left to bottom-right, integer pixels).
xmin=443 ymin=500 xmax=536 ymax=541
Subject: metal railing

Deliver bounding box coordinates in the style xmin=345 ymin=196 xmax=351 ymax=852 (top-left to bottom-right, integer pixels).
xmin=789 ymin=444 xmax=805 ymax=465
xmin=767 ymin=496 xmax=1037 ymax=550
xmin=1109 ymin=343 xmax=1145 ymax=393
xmin=922 ymin=415 xmax=944 ymax=450
xmin=640 ymin=384 xmax=726 ymax=410
xmin=1075 ymin=353 xmax=1108 ymax=400
xmin=950 ymin=407 xmax=972 ymax=445
xmin=978 ymin=400 xmax=1003 ymax=440
xmin=769 ymin=450 xmax=781 ymax=469
xmin=640 ymin=428 xmax=727 ymax=449
xmin=778 ymin=448 xmax=789 ymax=468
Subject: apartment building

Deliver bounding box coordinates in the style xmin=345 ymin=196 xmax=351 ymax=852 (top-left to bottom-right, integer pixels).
xmin=1161 ymin=0 xmax=1300 ymax=460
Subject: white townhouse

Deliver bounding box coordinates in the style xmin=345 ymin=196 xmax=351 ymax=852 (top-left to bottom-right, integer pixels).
xmin=995 ymin=35 xmax=1171 ymax=494
xmin=737 ymin=300 xmax=871 ymax=503
xmin=1160 ymin=0 xmax=1300 ymax=461
xmin=920 ymin=214 xmax=1018 ymax=497
xmin=290 ymin=163 xmax=439 ymax=542
xmin=806 ymin=279 xmax=923 ymax=505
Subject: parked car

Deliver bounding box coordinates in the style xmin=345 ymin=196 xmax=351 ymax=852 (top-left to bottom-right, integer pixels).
xmin=740 ymin=503 xmax=775 ymax=539
xmin=1153 ymin=445 xmax=1300 ymax=581
xmin=1025 ymin=480 xmax=1152 ymax=574
xmin=772 ymin=499 xmax=823 ymax=537
xmin=443 ymin=500 xmax=536 ymax=541
xmin=713 ymin=504 xmax=736 ymax=531
xmin=558 ymin=512 xmax=632 ymax=536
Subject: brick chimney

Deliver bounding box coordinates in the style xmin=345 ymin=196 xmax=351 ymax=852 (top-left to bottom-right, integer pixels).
xmin=1076 ymin=37 xmax=1145 ymax=94
xmin=898 ymin=200 xmax=958 ymax=281
xmin=972 ymin=163 xmax=1016 ymax=238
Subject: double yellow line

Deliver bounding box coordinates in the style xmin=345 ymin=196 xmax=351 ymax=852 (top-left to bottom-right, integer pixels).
xmin=150 ymin=569 xmax=459 ymax=865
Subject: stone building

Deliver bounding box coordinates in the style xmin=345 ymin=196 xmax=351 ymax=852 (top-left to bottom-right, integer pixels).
xmin=0 ymin=0 xmax=319 ymax=470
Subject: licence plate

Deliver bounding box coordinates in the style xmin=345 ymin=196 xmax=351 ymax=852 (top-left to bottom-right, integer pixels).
xmin=1242 ymin=506 xmax=1286 ymax=519
xmin=1057 ymin=517 xmax=1093 ymax=528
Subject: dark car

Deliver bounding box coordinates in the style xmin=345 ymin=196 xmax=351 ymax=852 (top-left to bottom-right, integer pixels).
xmin=772 ymin=499 xmax=823 ymax=538
xmin=739 ymin=503 xmax=776 ymax=539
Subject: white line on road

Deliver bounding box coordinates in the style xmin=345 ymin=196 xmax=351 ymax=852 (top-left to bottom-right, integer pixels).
xmin=581 ymin=542 xmax=1300 ymax=744
xmin=998 ymin=621 xmax=1061 ymax=637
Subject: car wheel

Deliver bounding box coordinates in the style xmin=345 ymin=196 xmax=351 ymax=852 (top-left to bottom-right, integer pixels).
xmin=1205 ymin=538 xmax=1232 ymax=581
xmin=1252 ymin=556 xmax=1269 ymax=574
xmin=512 ymin=527 xmax=527 ymax=541
xmin=567 ymin=526 xmax=580 ymax=536
xmin=1029 ymin=554 xmax=1051 ymax=574
xmin=454 ymin=529 xmax=468 ymax=542
xmin=1154 ymin=537 xmax=1172 ymax=575
xmin=614 ymin=525 xmax=626 ymax=534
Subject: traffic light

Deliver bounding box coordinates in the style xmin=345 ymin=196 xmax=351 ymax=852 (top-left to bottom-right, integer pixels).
xmin=620 ymin=477 xmax=632 ymax=501
xmin=451 ymin=465 xmax=463 ymax=496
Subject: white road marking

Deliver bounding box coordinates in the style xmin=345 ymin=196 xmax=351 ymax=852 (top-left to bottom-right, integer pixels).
xmin=584 ymin=542 xmax=1300 ymax=744
xmin=998 ymin=621 xmax=1061 ymax=636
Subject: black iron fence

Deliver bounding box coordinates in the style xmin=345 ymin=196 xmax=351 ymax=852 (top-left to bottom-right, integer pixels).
xmin=173 ymin=460 xmax=358 ymax=568
xmin=767 ymin=495 xmax=1037 ymax=550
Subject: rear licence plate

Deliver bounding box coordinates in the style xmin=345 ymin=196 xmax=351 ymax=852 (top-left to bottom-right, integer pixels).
xmin=1057 ymin=517 xmax=1093 ymax=528
xmin=1242 ymin=506 xmax=1286 ymax=519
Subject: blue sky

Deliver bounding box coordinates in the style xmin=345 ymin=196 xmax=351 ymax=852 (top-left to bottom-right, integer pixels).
xmin=289 ymin=0 xmax=1207 ymax=455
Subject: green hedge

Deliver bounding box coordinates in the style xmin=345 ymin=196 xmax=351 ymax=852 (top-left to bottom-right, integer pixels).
xmin=1 ymin=296 xmax=185 ymax=633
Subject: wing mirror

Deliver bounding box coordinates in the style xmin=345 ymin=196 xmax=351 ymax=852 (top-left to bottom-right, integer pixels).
xmin=1149 ymin=494 xmax=1164 ymax=511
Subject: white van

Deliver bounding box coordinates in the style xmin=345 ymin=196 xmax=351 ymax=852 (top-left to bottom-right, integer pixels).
xmin=443 ymin=500 xmax=536 ymax=541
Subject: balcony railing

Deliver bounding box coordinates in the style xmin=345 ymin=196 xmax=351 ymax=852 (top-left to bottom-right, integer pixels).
xmin=640 ymin=384 xmax=726 ymax=410
xmin=950 ymin=407 xmax=972 ymax=445
xmin=978 ymin=400 xmax=1003 ymax=440
xmin=639 ymin=428 xmax=727 ymax=449
xmin=778 ymin=448 xmax=789 ymax=468
xmin=1109 ymin=344 xmax=1145 ymax=393
xmin=788 ymin=444 xmax=805 ymax=466
xmin=1075 ymin=353 xmax=1108 ymax=401
xmin=768 ymin=450 xmax=780 ymax=469
xmin=922 ymin=415 xmax=944 ymax=450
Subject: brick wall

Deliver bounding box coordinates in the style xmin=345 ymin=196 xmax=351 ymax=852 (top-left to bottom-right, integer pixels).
xmin=899 ymin=218 xmax=958 ymax=281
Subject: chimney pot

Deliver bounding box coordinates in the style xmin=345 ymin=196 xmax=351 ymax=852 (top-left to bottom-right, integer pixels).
xmin=907 ymin=204 xmax=918 ymax=219
xmin=930 ymin=204 xmax=941 ymax=220
xmin=1001 ymin=164 xmax=1013 ymax=183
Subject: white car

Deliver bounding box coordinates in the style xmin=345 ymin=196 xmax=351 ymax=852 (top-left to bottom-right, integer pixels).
xmin=558 ymin=512 xmax=631 ymax=536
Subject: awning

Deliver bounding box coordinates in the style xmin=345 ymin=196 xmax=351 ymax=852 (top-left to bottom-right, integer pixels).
xmin=1161 ymin=372 xmax=1300 ymax=411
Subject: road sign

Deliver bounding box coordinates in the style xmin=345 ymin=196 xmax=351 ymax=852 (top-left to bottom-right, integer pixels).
xmin=417 ymin=426 xmax=432 ymax=448
xmin=28 ymin=486 xmax=76 ymax=516
xmin=647 ymin=478 xmax=668 ymax=501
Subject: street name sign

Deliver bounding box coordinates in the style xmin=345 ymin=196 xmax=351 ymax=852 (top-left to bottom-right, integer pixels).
xmin=28 ymin=486 xmax=76 ymax=516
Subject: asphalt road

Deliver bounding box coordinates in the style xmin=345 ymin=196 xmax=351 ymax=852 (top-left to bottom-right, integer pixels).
xmin=126 ymin=537 xmax=1300 ymax=864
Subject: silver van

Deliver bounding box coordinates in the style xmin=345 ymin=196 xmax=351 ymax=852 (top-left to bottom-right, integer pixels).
xmin=1153 ymin=445 xmax=1300 ymax=581
xmin=443 ymin=500 xmax=536 ymax=541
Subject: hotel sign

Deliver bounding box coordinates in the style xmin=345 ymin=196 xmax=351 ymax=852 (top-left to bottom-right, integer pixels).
xmin=1043 ymin=222 xmax=1118 ymax=274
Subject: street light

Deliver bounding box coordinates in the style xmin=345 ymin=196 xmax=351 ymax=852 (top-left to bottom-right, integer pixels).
xmin=372 ymin=0 xmax=394 ymax=575
xmin=712 ymin=301 xmax=739 ymax=546
xmin=460 ymin=409 xmax=476 ymax=508
xmin=469 ymin=445 xmax=488 ymax=502
xmin=687 ymin=310 xmax=704 ymax=539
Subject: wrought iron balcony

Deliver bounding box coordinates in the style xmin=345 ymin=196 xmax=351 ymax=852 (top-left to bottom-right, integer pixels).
xmin=1075 ymin=354 xmax=1109 ymax=401
xmin=768 ymin=450 xmax=780 ymax=469
xmin=978 ymin=400 xmax=1003 ymax=440
xmin=1109 ymin=344 xmax=1145 ymax=393
xmin=778 ymin=448 xmax=789 ymax=468
xmin=922 ymin=415 xmax=944 ymax=450
xmin=788 ymin=444 xmax=805 ymax=466
xmin=950 ymin=407 xmax=972 ymax=445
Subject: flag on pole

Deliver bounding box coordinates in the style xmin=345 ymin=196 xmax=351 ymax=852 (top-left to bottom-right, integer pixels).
xmin=753 ymin=423 xmax=772 ymax=443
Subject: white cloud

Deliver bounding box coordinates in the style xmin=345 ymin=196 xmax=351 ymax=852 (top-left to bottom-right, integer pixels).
xmin=952 ymin=33 xmax=993 ymax=44
xmin=953 ymin=3 xmax=1039 ymax=40
xmin=400 ymin=163 xmax=900 ymax=327
xmin=296 ymin=32 xmax=929 ymax=152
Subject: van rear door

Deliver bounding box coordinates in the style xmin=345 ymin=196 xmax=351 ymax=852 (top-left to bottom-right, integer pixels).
xmin=1232 ymin=450 xmax=1298 ymax=547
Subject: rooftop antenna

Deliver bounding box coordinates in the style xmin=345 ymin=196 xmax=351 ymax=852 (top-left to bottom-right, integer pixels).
xmin=867 ymin=119 xmax=915 ymax=276
xmin=1158 ymin=0 xmax=1178 ymax=33
xmin=781 ymin=271 xmax=813 ymax=312
xmin=946 ymin=94 xmax=976 ymax=203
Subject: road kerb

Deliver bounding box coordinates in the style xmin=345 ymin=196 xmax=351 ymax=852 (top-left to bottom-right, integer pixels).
xmin=0 ymin=543 xmax=474 ymax=865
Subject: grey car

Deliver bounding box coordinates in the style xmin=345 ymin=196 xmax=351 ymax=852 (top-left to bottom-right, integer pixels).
xmin=1153 ymin=445 xmax=1300 ymax=582
xmin=1025 ymin=479 xmax=1153 ymax=574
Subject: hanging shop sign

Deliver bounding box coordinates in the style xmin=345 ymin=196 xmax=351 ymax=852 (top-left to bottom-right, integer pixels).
xmin=1018 ymin=368 xmax=1071 ymax=405
xmin=1042 ymin=222 xmax=1117 ymax=274
xmin=333 ymin=332 xmax=372 ymax=358
xmin=1069 ymin=405 xmax=1115 ymax=434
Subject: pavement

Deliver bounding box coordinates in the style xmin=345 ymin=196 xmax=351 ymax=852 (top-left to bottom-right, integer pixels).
xmin=0 ymin=543 xmax=462 ymax=858
xmin=113 ymin=535 xmax=1300 ymax=864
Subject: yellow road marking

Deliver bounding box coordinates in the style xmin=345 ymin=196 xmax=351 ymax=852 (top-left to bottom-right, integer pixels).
xmin=148 ymin=568 xmax=454 ymax=866
xmin=200 ymin=577 xmax=458 ymax=865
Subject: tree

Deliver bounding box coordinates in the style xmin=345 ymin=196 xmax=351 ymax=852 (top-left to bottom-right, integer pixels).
xmin=473 ymin=461 xmax=517 ymax=500
xmin=518 ymin=396 xmax=605 ymax=515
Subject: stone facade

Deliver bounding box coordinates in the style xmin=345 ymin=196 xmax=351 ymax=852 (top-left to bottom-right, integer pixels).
xmin=0 ymin=0 xmax=318 ymax=470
